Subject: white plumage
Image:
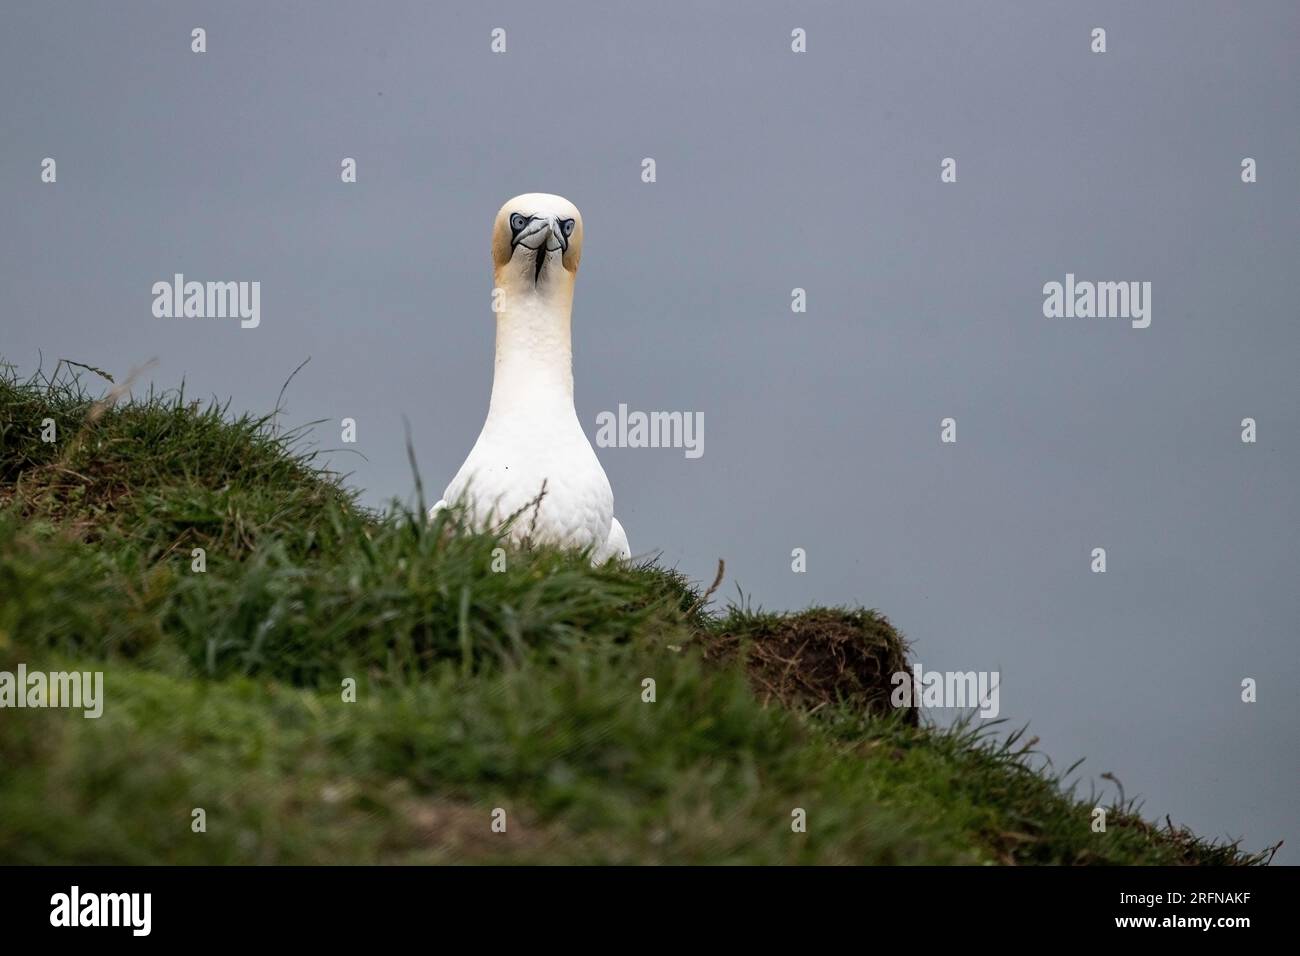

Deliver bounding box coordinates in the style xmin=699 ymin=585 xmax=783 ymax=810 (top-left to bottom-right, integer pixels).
xmin=431 ymin=193 xmax=630 ymax=563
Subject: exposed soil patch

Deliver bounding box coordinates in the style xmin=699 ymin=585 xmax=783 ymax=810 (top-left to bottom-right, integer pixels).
xmin=389 ymin=795 xmax=568 ymax=863
xmin=705 ymin=608 xmax=916 ymax=724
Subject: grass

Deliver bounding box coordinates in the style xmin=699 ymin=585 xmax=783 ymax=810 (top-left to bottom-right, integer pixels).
xmin=0 ymin=360 xmax=1275 ymax=865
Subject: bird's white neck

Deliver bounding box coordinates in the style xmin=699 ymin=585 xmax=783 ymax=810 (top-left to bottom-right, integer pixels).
xmin=487 ymin=280 xmax=576 ymax=419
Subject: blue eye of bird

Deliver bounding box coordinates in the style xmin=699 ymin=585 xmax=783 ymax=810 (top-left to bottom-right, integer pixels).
xmin=510 ymin=213 xmax=528 ymax=231
xmin=560 ymin=219 xmax=575 ymax=237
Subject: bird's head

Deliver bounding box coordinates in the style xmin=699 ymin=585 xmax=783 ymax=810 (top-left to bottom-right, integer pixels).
xmin=492 ymin=193 xmax=583 ymax=295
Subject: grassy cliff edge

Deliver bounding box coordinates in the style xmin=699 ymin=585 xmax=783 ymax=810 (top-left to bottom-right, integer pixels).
xmin=0 ymin=363 xmax=1270 ymax=865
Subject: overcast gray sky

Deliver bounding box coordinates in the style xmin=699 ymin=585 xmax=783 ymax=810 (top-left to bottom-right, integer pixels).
xmin=2 ymin=1 xmax=1296 ymax=862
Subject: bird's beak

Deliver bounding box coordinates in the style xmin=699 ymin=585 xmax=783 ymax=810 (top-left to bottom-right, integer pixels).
xmin=512 ymin=217 xmax=567 ymax=284
xmin=511 ymin=217 xmax=566 ymax=253
xmin=545 ymin=218 xmax=567 ymax=254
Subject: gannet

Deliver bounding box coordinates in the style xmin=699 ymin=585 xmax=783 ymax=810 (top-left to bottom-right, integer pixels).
xmin=430 ymin=193 xmax=630 ymax=563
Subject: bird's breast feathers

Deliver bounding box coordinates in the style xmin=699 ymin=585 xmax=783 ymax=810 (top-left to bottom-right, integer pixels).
xmin=443 ymin=427 xmax=614 ymax=551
